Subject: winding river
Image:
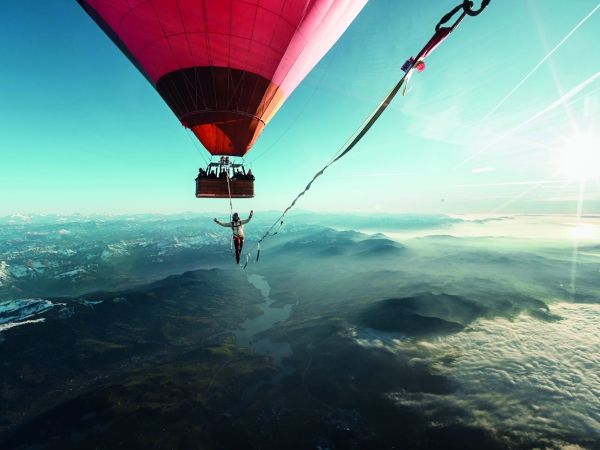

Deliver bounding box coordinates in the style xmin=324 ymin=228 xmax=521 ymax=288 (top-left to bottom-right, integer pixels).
xmin=232 ymin=275 xmax=295 ymax=407
xmin=237 ymin=275 xmax=294 ymax=380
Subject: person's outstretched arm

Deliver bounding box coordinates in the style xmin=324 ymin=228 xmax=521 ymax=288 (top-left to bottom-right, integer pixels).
xmin=214 ymin=218 xmax=232 ymax=227
xmin=240 ymin=210 xmax=253 ymax=225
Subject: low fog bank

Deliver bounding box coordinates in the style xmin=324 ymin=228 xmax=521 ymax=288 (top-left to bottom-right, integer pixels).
xmin=358 ymin=303 xmax=600 ymax=447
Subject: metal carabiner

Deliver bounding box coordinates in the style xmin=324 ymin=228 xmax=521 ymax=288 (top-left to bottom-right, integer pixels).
xmin=435 ymin=3 xmax=468 ymax=33
xmin=462 ymin=0 xmax=491 ymax=17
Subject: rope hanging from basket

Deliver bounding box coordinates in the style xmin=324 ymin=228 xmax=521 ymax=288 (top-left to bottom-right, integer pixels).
xmin=225 ymin=169 xmax=235 ymax=259
xmin=240 ymin=0 xmax=492 ymax=269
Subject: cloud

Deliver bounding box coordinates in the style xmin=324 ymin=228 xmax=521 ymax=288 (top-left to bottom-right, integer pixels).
xmin=406 ymin=102 xmax=467 ymax=147
xmin=360 ymin=304 xmax=600 ymax=446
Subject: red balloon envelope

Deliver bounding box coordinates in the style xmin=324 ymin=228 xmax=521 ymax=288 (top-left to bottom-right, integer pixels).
xmin=77 ymin=0 xmax=368 ymax=157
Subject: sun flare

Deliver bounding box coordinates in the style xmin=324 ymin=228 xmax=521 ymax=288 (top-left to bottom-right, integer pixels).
xmin=559 ymin=134 xmax=600 ymax=181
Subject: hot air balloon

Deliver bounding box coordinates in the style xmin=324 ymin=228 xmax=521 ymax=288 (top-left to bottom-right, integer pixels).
xmin=77 ymin=0 xmax=368 ymax=198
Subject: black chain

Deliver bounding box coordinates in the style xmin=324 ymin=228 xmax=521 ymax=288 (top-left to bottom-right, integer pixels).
xmin=436 ymin=0 xmax=491 ymax=32
xmin=436 ymin=3 xmax=467 ymax=32
xmin=462 ymin=0 xmax=491 ymax=17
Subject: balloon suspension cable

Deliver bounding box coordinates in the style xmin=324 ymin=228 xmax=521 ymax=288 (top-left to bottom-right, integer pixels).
xmin=240 ymin=0 xmax=491 ymax=269
xmin=185 ymin=129 xmax=210 ymax=165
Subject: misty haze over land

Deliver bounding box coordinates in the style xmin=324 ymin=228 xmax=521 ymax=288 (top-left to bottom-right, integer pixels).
xmin=1 ymin=212 xmax=599 ymax=449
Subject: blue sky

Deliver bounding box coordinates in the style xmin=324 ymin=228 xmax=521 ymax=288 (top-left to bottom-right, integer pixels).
xmin=1 ymin=0 xmax=599 ymax=216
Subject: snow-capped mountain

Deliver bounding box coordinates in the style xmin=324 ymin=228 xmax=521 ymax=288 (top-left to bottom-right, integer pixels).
xmin=0 ymin=212 xmax=315 ymax=298
xmin=0 ymin=213 xmax=230 ymax=297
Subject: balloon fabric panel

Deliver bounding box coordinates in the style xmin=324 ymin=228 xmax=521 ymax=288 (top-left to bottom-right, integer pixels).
xmin=78 ymin=0 xmax=367 ymax=156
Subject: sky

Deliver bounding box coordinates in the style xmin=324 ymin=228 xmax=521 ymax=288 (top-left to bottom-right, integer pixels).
xmin=1 ymin=0 xmax=600 ymax=216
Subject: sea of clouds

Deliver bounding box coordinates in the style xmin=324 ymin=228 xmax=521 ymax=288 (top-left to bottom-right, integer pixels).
xmin=356 ymin=303 xmax=600 ymax=447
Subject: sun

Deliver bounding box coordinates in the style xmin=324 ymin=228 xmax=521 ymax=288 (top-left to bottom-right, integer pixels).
xmin=558 ymin=134 xmax=600 ymax=181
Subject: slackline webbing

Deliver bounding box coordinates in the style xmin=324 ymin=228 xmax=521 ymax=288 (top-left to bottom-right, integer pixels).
xmin=239 ymin=0 xmax=492 ymax=269
xmin=239 ymin=72 xmax=409 ymax=269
